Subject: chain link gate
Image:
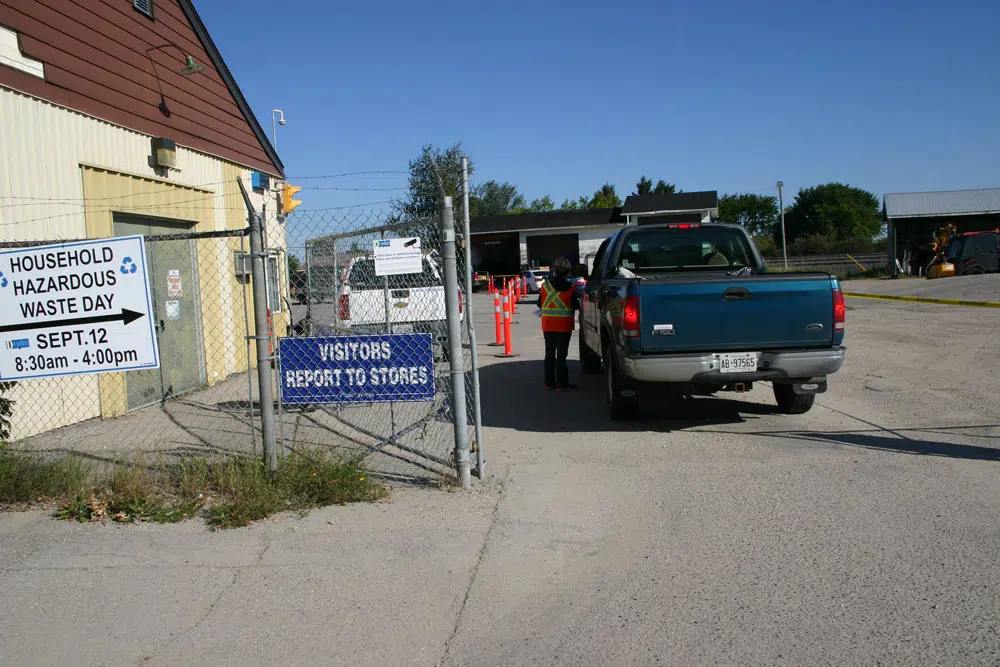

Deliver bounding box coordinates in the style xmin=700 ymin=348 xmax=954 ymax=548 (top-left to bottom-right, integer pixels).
xmin=273 ymin=196 xmax=481 ymax=485
xmin=1 ymin=182 xmax=482 ymax=487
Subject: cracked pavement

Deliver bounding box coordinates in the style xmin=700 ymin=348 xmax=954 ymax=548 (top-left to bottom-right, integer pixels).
xmin=2 ymin=295 xmax=1000 ymax=666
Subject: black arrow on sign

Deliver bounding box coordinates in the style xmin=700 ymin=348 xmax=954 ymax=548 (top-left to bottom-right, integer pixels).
xmin=0 ymin=309 xmax=146 ymax=335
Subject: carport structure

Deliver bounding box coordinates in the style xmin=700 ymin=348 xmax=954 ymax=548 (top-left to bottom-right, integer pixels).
xmin=885 ymin=187 xmax=1000 ymax=271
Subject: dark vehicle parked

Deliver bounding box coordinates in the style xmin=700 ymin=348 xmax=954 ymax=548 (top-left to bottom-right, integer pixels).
xmin=580 ymin=222 xmax=846 ymax=420
xmin=947 ymin=230 xmax=999 ymax=275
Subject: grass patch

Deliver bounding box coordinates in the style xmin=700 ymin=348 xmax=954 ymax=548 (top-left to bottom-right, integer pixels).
xmin=1 ymin=448 xmax=386 ymax=529
xmin=0 ymin=451 xmax=91 ymax=504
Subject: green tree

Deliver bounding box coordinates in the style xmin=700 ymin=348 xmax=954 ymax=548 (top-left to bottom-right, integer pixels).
xmin=588 ymin=183 xmax=622 ymax=209
xmin=633 ymin=177 xmax=678 ymax=196
xmin=528 ymin=195 xmax=555 ymax=212
xmin=558 ymin=196 xmax=590 ymax=211
xmin=781 ymin=183 xmax=881 ymax=244
xmin=396 ymin=143 xmax=472 ymax=228
xmin=634 ymin=176 xmax=654 ymax=196
xmin=718 ymin=193 xmax=779 ymax=237
xmin=652 ymin=180 xmax=677 ymax=195
xmin=469 ymin=181 xmax=526 ymax=217
xmin=286 ymin=254 xmax=301 ymax=273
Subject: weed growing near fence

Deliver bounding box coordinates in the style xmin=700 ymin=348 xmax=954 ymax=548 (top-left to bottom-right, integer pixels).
xmin=0 ymin=449 xmax=386 ymax=528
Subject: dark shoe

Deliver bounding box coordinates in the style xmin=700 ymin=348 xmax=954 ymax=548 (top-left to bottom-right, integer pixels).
xmin=545 ymin=385 xmax=555 ymax=391
xmin=556 ymin=384 xmax=578 ymax=392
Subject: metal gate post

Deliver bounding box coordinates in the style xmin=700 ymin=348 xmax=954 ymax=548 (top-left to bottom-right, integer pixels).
xmin=440 ymin=196 xmax=472 ymax=489
xmin=460 ymin=156 xmax=485 ymax=479
xmin=249 ymin=210 xmax=279 ymax=474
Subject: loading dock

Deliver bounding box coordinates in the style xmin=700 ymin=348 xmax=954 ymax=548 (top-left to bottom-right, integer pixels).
xmin=525 ymin=233 xmax=580 ymax=268
xmin=471 ymin=232 xmax=521 ymax=276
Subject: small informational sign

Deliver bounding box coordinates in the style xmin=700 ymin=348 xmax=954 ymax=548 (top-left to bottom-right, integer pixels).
xmin=373 ymin=237 xmax=421 ymax=276
xmin=165 ymin=300 xmax=181 ymax=321
xmin=167 ymin=269 xmax=182 ymax=297
xmin=279 ymin=334 xmax=434 ymax=404
xmin=0 ymin=236 xmax=159 ymax=380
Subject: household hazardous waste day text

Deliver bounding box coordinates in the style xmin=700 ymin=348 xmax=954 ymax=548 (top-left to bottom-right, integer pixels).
xmin=0 ymin=237 xmax=159 ymax=381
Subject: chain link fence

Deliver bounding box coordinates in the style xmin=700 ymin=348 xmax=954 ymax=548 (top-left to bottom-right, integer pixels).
xmin=276 ymin=202 xmax=480 ymax=484
xmin=2 ymin=182 xmax=482 ymax=487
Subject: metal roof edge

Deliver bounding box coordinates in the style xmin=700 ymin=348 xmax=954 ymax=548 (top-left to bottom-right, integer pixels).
xmin=886 ymin=210 xmax=1000 ymax=219
xmin=178 ymin=0 xmax=285 ymax=178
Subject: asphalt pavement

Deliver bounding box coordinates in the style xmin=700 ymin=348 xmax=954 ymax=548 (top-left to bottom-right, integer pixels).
xmin=2 ymin=293 xmax=999 ymax=666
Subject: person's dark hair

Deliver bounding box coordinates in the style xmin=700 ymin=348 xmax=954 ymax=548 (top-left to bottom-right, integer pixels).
xmin=553 ymin=257 xmax=571 ymax=277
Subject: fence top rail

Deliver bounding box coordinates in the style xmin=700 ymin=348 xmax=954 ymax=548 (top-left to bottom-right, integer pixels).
xmin=304 ymin=217 xmax=436 ymax=247
xmin=762 ymin=253 xmax=887 ymax=262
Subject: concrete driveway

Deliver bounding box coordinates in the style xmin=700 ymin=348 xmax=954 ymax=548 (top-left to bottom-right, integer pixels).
xmin=2 ymin=294 xmax=999 ymax=666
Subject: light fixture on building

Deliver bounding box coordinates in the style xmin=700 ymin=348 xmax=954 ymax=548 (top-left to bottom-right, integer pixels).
xmin=151 ymin=137 xmax=177 ymax=169
xmin=180 ymin=56 xmax=204 ymax=76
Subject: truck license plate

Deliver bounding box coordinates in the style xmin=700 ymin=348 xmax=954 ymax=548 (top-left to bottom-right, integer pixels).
xmin=718 ymin=352 xmax=757 ymax=374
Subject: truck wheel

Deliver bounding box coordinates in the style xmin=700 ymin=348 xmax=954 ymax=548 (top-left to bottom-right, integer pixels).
xmin=773 ymin=383 xmax=815 ymax=415
xmin=580 ymin=336 xmax=602 ymax=374
xmin=606 ymin=351 xmax=638 ymax=420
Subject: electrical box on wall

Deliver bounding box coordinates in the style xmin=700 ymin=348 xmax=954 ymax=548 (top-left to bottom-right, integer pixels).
xmin=252 ymin=172 xmax=270 ymax=191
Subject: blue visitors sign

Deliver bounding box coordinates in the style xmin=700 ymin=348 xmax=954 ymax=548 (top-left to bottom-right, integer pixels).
xmin=279 ymin=334 xmax=435 ymax=404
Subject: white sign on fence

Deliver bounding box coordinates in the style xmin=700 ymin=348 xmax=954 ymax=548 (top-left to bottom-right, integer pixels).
xmin=0 ymin=236 xmax=160 ymax=381
xmin=373 ymin=237 xmax=422 ymax=276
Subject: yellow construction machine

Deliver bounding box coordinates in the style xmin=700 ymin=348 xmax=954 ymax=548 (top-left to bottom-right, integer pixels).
xmin=926 ymin=223 xmax=957 ymax=279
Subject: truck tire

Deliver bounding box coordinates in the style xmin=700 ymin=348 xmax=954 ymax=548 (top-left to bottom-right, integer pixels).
xmin=773 ymin=383 xmax=815 ymax=415
xmin=579 ymin=336 xmax=602 ymax=374
xmin=606 ymin=350 xmax=638 ymax=420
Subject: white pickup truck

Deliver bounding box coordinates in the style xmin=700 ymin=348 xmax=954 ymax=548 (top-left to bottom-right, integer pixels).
xmin=336 ymin=254 xmax=462 ymax=340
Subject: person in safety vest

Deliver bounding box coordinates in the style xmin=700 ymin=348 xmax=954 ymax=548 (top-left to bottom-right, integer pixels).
xmin=537 ymin=257 xmax=581 ymax=392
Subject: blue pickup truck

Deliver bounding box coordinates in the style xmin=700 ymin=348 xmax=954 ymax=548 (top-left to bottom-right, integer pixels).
xmin=579 ymin=222 xmax=846 ymax=420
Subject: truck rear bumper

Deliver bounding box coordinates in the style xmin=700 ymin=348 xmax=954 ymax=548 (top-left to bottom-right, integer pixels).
xmin=621 ymin=347 xmax=846 ymax=384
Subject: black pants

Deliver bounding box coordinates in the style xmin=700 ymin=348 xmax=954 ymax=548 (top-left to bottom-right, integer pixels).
xmin=543 ymin=331 xmax=572 ymax=388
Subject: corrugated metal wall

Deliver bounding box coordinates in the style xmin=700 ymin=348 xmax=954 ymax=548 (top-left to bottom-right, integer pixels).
xmin=0 ymin=87 xmax=272 ymax=242
xmin=0 ymin=86 xmax=281 ymax=438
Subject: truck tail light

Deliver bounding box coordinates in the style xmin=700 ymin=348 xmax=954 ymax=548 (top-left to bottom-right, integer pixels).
xmin=833 ymin=288 xmax=845 ymax=331
xmin=623 ymin=295 xmax=640 ymax=337
xmin=338 ymin=294 xmax=350 ymax=320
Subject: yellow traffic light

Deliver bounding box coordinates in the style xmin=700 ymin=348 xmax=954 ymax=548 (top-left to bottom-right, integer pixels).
xmin=281 ymin=183 xmax=302 ymax=214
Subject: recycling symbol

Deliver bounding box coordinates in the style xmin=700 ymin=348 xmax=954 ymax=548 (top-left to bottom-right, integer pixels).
xmin=120 ymin=257 xmax=138 ymax=275
xmin=0 ymin=271 xmax=6 ymax=288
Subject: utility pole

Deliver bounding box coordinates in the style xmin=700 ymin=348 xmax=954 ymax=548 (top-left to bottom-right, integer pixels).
xmin=777 ymin=180 xmax=788 ymax=268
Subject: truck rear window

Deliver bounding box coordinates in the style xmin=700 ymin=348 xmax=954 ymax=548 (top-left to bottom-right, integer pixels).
xmin=617 ymin=227 xmax=755 ymax=273
xmin=347 ymin=258 xmax=441 ymax=290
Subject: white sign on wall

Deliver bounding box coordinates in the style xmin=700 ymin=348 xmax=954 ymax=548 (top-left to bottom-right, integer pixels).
xmin=373 ymin=237 xmax=422 ymax=276
xmin=0 ymin=236 xmax=160 ymax=381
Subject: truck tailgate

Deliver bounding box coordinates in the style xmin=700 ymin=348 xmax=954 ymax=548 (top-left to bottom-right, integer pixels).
xmin=638 ymin=274 xmax=835 ymax=353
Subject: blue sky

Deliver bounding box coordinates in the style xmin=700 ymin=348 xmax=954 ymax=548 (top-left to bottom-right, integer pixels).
xmin=198 ymin=0 xmax=1000 ymax=210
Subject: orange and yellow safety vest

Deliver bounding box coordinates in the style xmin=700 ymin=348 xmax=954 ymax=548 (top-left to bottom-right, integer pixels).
xmin=540 ymin=279 xmax=575 ymax=333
